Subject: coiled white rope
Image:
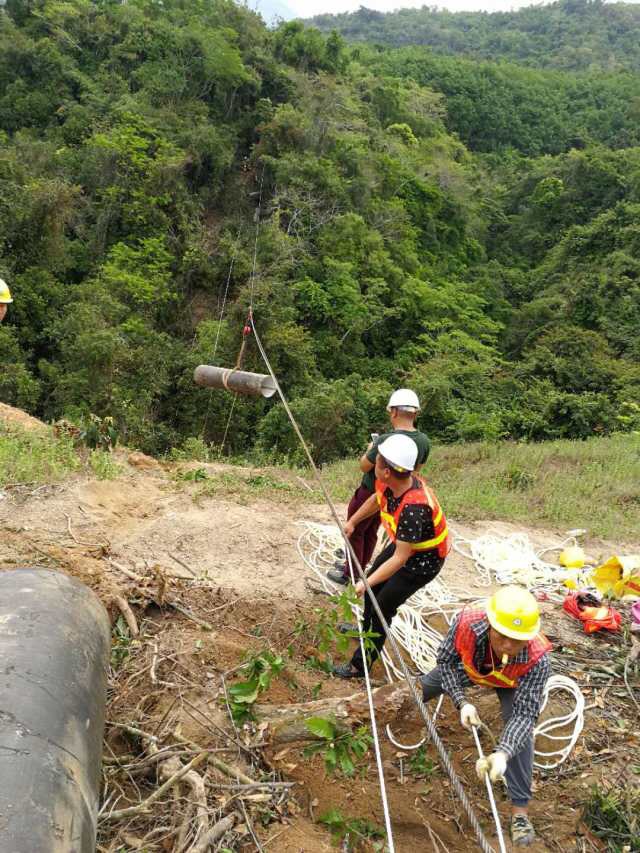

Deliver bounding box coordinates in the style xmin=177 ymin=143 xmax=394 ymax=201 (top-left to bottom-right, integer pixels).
xmin=297 ymin=521 xmax=585 ymax=770
xmin=533 ymin=675 xmax=585 ymax=770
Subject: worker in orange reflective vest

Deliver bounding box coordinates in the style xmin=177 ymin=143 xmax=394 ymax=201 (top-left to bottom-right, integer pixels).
xmin=421 ymin=587 xmax=552 ymax=848
xmin=333 ymin=433 xmax=450 ymax=680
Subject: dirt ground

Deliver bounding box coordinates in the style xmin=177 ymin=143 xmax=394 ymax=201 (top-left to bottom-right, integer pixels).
xmin=1 ymin=444 xmax=639 ymax=852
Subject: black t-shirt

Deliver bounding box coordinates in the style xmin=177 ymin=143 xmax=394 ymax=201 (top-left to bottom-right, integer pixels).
xmin=383 ymin=478 xmax=444 ymax=578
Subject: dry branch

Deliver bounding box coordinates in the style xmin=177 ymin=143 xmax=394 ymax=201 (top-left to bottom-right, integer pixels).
xmin=113 ymin=595 xmax=139 ymax=638
xmin=101 ymin=751 xmax=208 ymax=821
xmin=191 ymin=813 xmax=237 ymax=853
xmin=255 ymin=680 xmax=412 ymax=745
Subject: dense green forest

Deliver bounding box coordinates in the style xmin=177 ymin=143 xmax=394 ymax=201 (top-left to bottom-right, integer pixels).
xmin=311 ymin=1 xmax=640 ymax=72
xmin=1 ymin=0 xmax=639 ymax=462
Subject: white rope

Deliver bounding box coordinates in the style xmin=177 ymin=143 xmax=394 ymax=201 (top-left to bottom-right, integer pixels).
xmin=453 ymin=531 xmax=593 ymax=595
xmin=533 ymin=675 xmax=585 ymax=770
xmin=344 ymin=548 xmax=396 ymax=853
xmin=471 ymin=725 xmax=508 ymax=853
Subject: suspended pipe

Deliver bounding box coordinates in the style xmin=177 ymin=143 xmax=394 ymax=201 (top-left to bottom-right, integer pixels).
xmin=0 ymin=568 xmax=111 ymax=852
xmin=194 ymin=365 xmax=277 ymax=398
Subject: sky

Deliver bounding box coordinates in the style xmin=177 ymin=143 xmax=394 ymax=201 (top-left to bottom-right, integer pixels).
xmin=253 ymin=0 xmax=561 ymax=22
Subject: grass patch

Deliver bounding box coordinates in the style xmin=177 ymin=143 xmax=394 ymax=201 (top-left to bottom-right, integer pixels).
xmin=425 ymin=434 xmax=640 ymax=540
xmin=176 ymin=433 xmax=640 ymax=539
xmin=0 ymin=424 xmax=81 ymax=486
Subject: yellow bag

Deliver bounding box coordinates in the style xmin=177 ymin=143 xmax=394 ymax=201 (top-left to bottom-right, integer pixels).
xmin=590 ymin=555 xmax=640 ymax=599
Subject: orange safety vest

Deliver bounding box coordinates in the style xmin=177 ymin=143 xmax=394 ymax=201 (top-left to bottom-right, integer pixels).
xmin=454 ymin=608 xmax=552 ymax=689
xmin=375 ymin=477 xmax=451 ymax=559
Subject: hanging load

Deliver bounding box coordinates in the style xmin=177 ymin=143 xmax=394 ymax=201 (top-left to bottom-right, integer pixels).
xmin=194 ymin=312 xmax=276 ymax=399
xmin=194 ymin=365 xmax=276 ymax=398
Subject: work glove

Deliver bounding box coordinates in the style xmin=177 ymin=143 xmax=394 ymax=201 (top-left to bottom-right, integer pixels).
xmin=476 ymin=750 xmax=508 ymax=784
xmin=460 ymin=703 xmax=482 ymax=730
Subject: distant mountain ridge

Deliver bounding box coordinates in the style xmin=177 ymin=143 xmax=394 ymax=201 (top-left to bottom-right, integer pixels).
xmin=309 ymin=0 xmax=640 ymax=73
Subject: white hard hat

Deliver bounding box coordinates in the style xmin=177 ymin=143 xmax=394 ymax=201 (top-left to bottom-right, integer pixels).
xmin=387 ymin=388 xmax=420 ymax=411
xmin=377 ymin=434 xmax=418 ymax=473
xmin=0 ymin=278 xmax=12 ymax=304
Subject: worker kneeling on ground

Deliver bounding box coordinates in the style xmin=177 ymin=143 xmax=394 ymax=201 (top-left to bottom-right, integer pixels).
xmin=421 ymin=587 xmax=551 ymax=847
xmin=0 ymin=278 xmax=12 ymax=323
xmin=333 ymin=433 xmax=449 ymax=679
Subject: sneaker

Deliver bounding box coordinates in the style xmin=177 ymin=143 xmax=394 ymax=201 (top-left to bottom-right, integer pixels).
xmin=326 ymin=569 xmax=349 ymax=585
xmin=337 ymin=622 xmax=358 ymax=635
xmin=332 ymin=662 xmax=364 ymax=679
xmin=510 ymin=814 xmax=535 ymax=847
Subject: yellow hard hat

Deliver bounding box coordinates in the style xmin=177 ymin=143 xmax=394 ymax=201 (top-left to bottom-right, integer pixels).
xmin=0 ymin=279 xmax=12 ymax=304
xmin=486 ymin=586 xmax=541 ymax=641
xmin=559 ymin=546 xmax=585 ymax=569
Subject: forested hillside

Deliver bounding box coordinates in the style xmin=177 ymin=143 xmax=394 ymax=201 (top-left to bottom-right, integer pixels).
xmin=311 ymin=0 xmax=640 ymax=72
xmin=1 ymin=1 xmax=639 ymax=462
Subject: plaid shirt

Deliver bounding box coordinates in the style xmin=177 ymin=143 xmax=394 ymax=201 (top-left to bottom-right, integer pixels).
xmin=437 ymin=613 xmax=551 ymax=758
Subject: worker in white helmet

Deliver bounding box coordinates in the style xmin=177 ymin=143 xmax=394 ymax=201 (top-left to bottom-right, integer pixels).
xmin=333 ymin=433 xmax=449 ymax=679
xmin=327 ymin=388 xmax=430 ymax=585
xmin=0 ymin=278 xmax=12 ymax=323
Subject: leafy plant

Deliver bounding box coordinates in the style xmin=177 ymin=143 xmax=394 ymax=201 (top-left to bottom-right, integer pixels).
xmin=312 ymin=588 xmax=380 ymax=660
xmin=582 ymin=783 xmax=640 ymax=852
xmin=177 ymin=467 xmax=209 ymax=482
xmin=80 ymin=414 xmax=119 ymax=452
xmin=110 ymin=615 xmax=133 ymax=670
xmin=319 ymin=808 xmax=386 ymax=851
xmin=407 ymin=746 xmax=438 ymax=780
xmin=304 ymin=716 xmax=372 ymax=776
xmin=226 ymin=649 xmax=286 ymax=723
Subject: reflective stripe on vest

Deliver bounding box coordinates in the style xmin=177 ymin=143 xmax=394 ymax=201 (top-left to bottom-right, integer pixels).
xmin=375 ymin=477 xmax=450 ymax=558
xmin=454 ymin=608 xmax=552 ymax=690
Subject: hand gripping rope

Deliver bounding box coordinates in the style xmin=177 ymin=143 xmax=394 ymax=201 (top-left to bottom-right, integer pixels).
xmin=252 ymin=316 xmax=499 ymax=853
xmin=471 ymin=725 xmax=508 ymax=853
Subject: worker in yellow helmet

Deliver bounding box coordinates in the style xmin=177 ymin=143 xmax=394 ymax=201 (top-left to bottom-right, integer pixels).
xmin=420 ymin=587 xmax=552 ymax=847
xmin=0 ymin=278 xmax=12 ymax=323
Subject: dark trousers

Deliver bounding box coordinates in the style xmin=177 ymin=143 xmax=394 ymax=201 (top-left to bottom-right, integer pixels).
xmin=350 ymin=543 xmax=432 ymax=673
xmin=421 ymin=667 xmax=533 ymax=806
xmin=341 ymin=485 xmax=379 ymax=579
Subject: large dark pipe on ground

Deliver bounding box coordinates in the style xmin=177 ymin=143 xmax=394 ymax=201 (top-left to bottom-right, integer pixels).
xmin=0 ymin=568 xmax=110 ymax=852
xmin=194 ymin=364 xmax=277 ymax=398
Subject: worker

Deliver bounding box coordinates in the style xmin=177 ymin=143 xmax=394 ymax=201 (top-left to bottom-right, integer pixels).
xmin=420 ymin=586 xmax=552 ymax=848
xmin=327 ymin=388 xmax=430 ymax=585
xmin=0 ymin=278 xmax=12 ymax=323
xmin=333 ymin=433 xmax=449 ymax=679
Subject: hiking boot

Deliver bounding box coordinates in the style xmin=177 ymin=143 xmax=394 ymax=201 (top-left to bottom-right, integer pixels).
xmin=326 ymin=569 xmax=348 ymax=585
xmin=511 ymin=814 xmax=535 ymax=847
xmin=332 ymin=662 xmax=364 ymax=679
xmin=337 ymin=622 xmax=358 ymax=635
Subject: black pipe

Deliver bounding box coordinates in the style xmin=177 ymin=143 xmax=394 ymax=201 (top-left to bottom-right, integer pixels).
xmin=0 ymin=568 xmax=110 ymax=852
